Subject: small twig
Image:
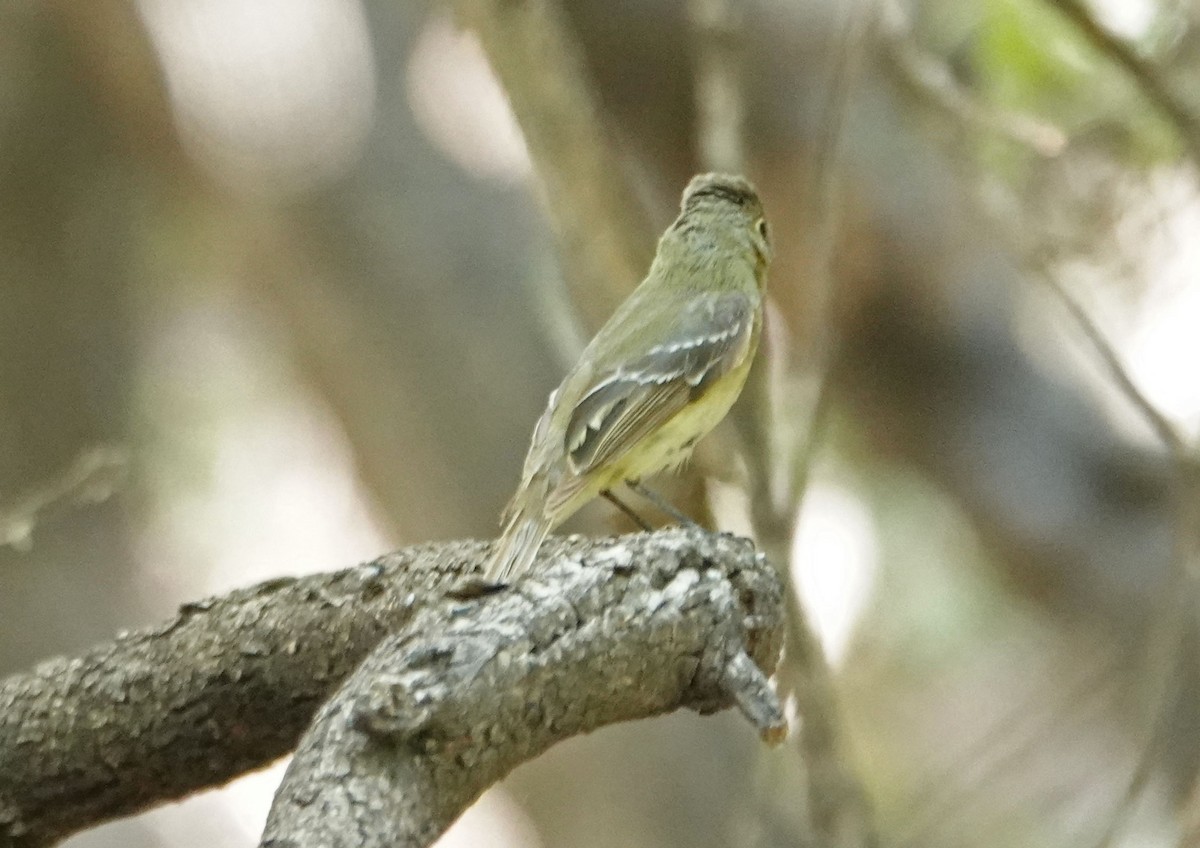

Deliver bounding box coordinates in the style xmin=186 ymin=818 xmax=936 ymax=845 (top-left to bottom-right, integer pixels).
xmin=784 ymin=3 xmax=881 ymax=845
xmin=1021 ymin=256 xmax=1198 ymax=846
xmin=1007 ymin=238 xmax=1198 ymax=848
xmin=881 ymin=0 xmax=1068 ymax=158
xmin=778 ymin=590 xmax=878 ymax=848
xmin=877 ymin=49 xmax=1200 ymax=839
xmin=260 ymin=530 xmax=785 ymax=848
xmin=1178 ymin=762 xmax=1200 ymax=846
xmin=1087 ymin=706 xmax=1169 ymax=848
xmin=1044 ymin=0 xmax=1200 ymax=166
xmin=688 ymin=0 xmax=879 ymax=844
xmin=1029 ymin=255 xmax=1189 ymax=461
xmin=787 ymin=0 xmax=876 ymax=509
xmin=0 ymin=445 xmax=128 ymax=553
xmin=895 ymin=658 xmax=1115 ymax=848
xmin=1088 ymin=476 xmax=1200 ymax=848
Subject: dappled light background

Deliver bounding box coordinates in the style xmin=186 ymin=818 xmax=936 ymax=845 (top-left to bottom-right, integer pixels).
xmin=5 ymin=0 xmax=1200 ymax=846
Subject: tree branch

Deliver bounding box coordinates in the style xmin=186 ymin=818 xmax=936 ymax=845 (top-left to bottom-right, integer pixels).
xmin=1044 ymin=0 xmax=1200 ymax=166
xmin=0 ymin=531 xmax=781 ymax=848
xmin=261 ymin=530 xmax=784 ymax=848
xmin=0 ymin=540 xmax=473 ymax=848
xmin=687 ymin=0 xmax=879 ymax=843
xmin=690 ymin=0 xmax=745 ymax=172
xmin=454 ymin=0 xmax=655 ymax=328
xmin=881 ymin=0 xmax=1067 ymax=157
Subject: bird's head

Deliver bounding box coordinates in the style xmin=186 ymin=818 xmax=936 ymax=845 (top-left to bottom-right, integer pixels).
xmin=680 ymin=173 xmax=771 ymax=268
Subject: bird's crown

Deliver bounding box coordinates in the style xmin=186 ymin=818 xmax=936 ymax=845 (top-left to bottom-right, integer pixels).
xmin=681 ymin=173 xmax=761 ymax=212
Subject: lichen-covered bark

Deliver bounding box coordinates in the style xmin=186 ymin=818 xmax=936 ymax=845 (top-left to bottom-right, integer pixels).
xmin=0 ymin=531 xmax=783 ymax=848
xmin=0 ymin=538 xmax=488 ymax=848
xmin=261 ymin=530 xmax=784 ymax=848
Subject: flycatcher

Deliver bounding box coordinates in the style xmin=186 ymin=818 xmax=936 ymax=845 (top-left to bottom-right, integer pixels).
xmin=485 ymin=173 xmax=771 ymax=582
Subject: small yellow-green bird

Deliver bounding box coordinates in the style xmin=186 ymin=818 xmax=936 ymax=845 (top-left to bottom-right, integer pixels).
xmin=485 ymin=173 xmax=771 ymax=582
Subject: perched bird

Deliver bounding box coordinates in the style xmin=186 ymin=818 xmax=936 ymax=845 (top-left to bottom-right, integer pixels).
xmin=485 ymin=173 xmax=771 ymax=582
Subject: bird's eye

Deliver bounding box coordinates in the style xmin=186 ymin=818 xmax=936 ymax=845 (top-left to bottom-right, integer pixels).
xmin=755 ymin=218 xmax=769 ymax=241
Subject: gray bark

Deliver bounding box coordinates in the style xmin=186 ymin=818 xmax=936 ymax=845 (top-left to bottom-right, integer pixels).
xmin=261 ymin=529 xmax=784 ymax=848
xmin=0 ymin=530 xmax=784 ymax=848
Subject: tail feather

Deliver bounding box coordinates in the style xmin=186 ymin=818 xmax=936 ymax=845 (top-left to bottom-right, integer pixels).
xmin=484 ymin=510 xmax=552 ymax=583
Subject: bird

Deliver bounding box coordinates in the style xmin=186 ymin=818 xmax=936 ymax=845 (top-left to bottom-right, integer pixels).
xmin=484 ymin=172 xmax=771 ymax=583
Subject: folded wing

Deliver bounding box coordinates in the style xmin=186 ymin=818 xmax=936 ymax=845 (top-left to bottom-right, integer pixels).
xmin=564 ymin=291 xmax=756 ymax=475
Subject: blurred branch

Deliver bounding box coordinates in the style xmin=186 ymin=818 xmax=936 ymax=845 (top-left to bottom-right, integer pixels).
xmin=776 ymin=591 xmax=877 ymax=848
xmin=689 ymin=0 xmax=782 ymax=523
xmin=690 ymin=0 xmax=745 ymax=172
xmin=1011 ymin=251 xmax=1197 ymax=843
xmin=0 ymin=446 xmax=128 ymax=553
xmin=1181 ymin=774 xmax=1200 ymax=846
xmin=689 ymin=1 xmax=878 ymax=846
xmin=0 ymin=540 xmax=463 ymax=848
xmin=1023 ymin=250 xmax=1188 ymax=460
xmin=789 ymin=0 xmax=875 ymax=487
xmin=1088 ymin=483 xmax=1200 ymax=847
xmin=897 ymin=658 xmax=1115 ymax=847
xmin=958 ymin=13 xmax=1200 ymax=777
xmin=0 ymin=531 xmax=780 ymax=848
xmin=261 ymin=530 xmax=785 ymax=848
xmin=881 ymin=0 xmax=1068 ymax=157
xmin=454 ymin=0 xmax=654 ymax=327
xmin=1044 ymin=0 xmax=1200 ymax=165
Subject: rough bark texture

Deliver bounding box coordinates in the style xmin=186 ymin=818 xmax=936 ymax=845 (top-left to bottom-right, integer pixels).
xmin=0 ymin=530 xmax=783 ymax=848
xmin=261 ymin=530 xmax=784 ymax=848
xmin=0 ymin=540 xmax=476 ymax=848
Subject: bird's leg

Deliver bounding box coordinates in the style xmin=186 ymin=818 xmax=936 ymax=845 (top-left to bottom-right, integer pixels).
xmin=627 ymin=480 xmax=705 ymax=530
xmin=601 ymin=489 xmax=654 ymax=531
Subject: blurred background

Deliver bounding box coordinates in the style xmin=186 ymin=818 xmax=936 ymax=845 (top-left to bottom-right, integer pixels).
xmin=4 ymin=0 xmax=1200 ymax=845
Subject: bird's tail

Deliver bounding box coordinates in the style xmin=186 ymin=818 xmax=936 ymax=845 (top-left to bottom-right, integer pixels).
xmin=484 ymin=506 xmax=552 ymax=583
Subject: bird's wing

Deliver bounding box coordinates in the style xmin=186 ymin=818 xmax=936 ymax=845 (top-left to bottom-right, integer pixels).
xmin=563 ymin=291 xmax=756 ymax=475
